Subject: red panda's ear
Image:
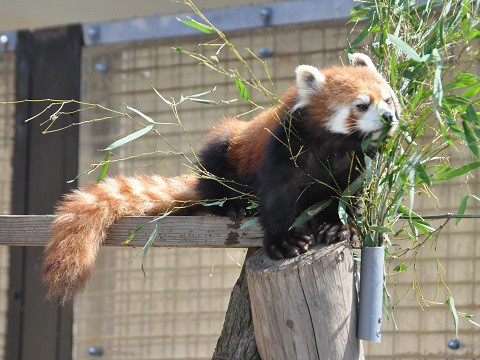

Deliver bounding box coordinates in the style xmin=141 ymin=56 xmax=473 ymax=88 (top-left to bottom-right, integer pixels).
xmin=295 ymin=65 xmax=325 ymax=108
xmin=295 ymin=65 xmax=325 ymax=93
xmin=350 ymin=53 xmax=378 ymax=72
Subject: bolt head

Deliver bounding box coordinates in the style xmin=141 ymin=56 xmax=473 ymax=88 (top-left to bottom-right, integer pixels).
xmin=447 ymin=339 xmax=460 ymax=350
xmin=95 ymin=63 xmax=110 ymax=73
xmin=87 ymin=26 xmax=100 ymax=41
xmin=260 ymin=8 xmax=273 ymax=25
xmin=258 ymin=48 xmax=273 ymax=58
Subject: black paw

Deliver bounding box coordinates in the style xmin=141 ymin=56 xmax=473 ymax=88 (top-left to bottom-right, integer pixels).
xmin=267 ymin=230 xmax=313 ymax=260
xmin=224 ymin=200 xmax=251 ymax=218
xmin=317 ymin=223 xmax=360 ymax=245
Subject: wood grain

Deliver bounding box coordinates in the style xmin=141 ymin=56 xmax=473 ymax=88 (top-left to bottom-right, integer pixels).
xmin=0 ymin=215 xmax=263 ymax=248
xmin=246 ymin=241 xmax=364 ymax=360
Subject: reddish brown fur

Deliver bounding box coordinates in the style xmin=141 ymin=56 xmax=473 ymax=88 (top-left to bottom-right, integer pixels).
xmin=42 ymin=174 xmax=199 ymax=303
xmin=224 ymin=90 xmax=298 ymax=175
xmin=44 ymin=63 xmax=397 ymax=303
xmin=305 ymin=66 xmax=392 ymax=129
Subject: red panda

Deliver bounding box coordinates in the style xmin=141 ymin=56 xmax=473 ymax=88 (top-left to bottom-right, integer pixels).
xmin=42 ymin=53 xmax=399 ymax=303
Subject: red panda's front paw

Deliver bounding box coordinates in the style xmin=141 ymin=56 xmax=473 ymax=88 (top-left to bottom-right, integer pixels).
xmin=318 ymin=223 xmax=360 ymax=246
xmin=268 ymin=231 xmax=313 ymax=260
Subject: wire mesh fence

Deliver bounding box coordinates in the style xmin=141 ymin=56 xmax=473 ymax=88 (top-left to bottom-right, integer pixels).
xmin=71 ymin=19 xmax=480 ymax=360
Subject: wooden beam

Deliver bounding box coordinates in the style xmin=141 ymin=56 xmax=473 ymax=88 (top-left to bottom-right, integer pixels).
xmin=0 ymin=215 xmax=264 ymax=248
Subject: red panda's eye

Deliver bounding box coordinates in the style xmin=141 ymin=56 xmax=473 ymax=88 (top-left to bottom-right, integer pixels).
xmin=385 ymin=97 xmax=393 ymax=105
xmin=356 ymin=104 xmax=369 ymax=111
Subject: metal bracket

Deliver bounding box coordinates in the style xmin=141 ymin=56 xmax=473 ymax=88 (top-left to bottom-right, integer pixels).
xmin=83 ymin=0 xmax=355 ymax=46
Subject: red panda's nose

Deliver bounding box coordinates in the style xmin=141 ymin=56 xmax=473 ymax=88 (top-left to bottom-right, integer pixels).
xmin=381 ymin=112 xmax=394 ymax=124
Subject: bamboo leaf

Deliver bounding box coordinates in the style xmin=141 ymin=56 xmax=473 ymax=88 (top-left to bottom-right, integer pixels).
xmin=141 ymin=224 xmax=159 ymax=277
xmin=290 ymin=199 xmax=332 ymax=230
xmin=415 ymin=163 xmax=432 ymax=186
xmin=387 ymin=34 xmax=424 ymax=62
xmin=97 ymin=152 xmax=112 ymax=182
xmin=466 ymin=104 xmax=480 ymax=125
xmin=445 ymin=297 xmax=459 ymax=339
xmin=235 ymin=77 xmax=250 ymax=101
xmin=103 ymin=125 xmax=154 ymax=151
xmin=462 ymin=121 xmax=479 ymax=158
xmin=434 ymin=161 xmax=480 ymax=182
xmin=351 ymin=24 xmax=371 ymax=47
xmin=126 ymin=105 xmax=156 ymax=124
xmin=464 ymin=314 xmax=480 ymax=328
xmin=393 ymin=263 xmax=407 ymax=273
xmin=151 ymin=82 xmax=172 ymax=106
xmin=177 ymin=17 xmax=214 ymax=34
xmin=456 ymin=195 xmax=469 ymax=225
xmin=200 ymin=200 xmax=225 ymax=207
xmin=189 ymin=98 xmax=218 ymax=105
xmin=239 ymin=217 xmax=260 ymax=230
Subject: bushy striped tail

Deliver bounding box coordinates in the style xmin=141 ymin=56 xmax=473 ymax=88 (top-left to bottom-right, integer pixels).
xmin=42 ymin=174 xmax=199 ymax=304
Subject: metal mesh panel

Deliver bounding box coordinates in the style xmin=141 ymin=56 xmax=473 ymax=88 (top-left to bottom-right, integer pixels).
xmin=74 ymin=20 xmax=480 ymax=359
xmin=75 ymin=22 xmax=351 ymax=360
xmin=0 ymin=50 xmax=15 ymax=360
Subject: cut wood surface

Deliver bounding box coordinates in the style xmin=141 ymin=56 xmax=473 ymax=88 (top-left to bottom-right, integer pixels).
xmin=0 ymin=215 xmax=263 ymax=247
xmin=246 ymin=241 xmax=364 ymax=360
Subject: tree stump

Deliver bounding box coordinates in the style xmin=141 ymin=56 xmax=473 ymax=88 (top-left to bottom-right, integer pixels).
xmin=212 ymin=249 xmax=261 ymax=360
xmin=246 ymin=241 xmax=364 ymax=360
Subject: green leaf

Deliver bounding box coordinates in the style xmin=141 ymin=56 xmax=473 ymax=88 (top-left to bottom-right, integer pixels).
xmin=189 ymin=98 xmax=218 ymax=105
xmin=393 ymin=263 xmax=407 ymax=273
xmin=200 ymin=200 xmax=225 ymax=207
xmin=415 ymin=163 xmax=432 ymax=186
xmin=338 ymin=201 xmax=348 ymax=227
xmin=464 ymin=314 xmax=480 ymax=328
xmin=177 ymin=17 xmax=214 ymax=34
xmin=445 ymin=296 xmax=459 ymax=339
xmin=456 ymin=195 xmax=469 ymax=225
xmin=123 ymin=223 xmax=145 ymax=245
xmin=466 ymin=104 xmax=480 ymax=125
xmin=445 ymin=73 xmax=479 ymax=90
xmin=462 ymin=121 xmax=479 ymax=158
xmin=239 ymin=217 xmax=260 ymax=230
xmin=126 ymin=105 xmax=156 ymax=124
xmin=387 ymin=34 xmax=424 ymax=62
xmin=235 ymin=77 xmax=250 ymax=101
xmin=363 ymin=233 xmax=375 ymax=247
xmin=141 ymin=223 xmax=159 ymax=277
xmin=151 ymin=82 xmax=172 ymax=106
xmin=361 ymin=133 xmax=373 ymax=152
xmin=103 ymin=125 xmax=154 ymax=151
xmin=462 ymin=83 xmax=480 ymax=99
xmin=434 ymin=161 xmax=480 ymax=182
xmin=411 ymin=220 xmax=434 ymax=235
xmin=97 ymin=152 xmax=112 ymax=182
xmin=290 ymin=199 xmax=332 ymax=230
xmin=351 ymin=24 xmax=371 ymax=47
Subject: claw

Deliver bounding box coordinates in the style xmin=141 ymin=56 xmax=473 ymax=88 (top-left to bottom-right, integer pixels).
xmin=268 ymin=231 xmax=313 ymax=259
xmin=318 ymin=223 xmax=360 ymax=245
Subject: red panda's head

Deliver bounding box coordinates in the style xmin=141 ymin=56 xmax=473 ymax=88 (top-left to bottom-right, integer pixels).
xmin=294 ymin=53 xmax=399 ymax=138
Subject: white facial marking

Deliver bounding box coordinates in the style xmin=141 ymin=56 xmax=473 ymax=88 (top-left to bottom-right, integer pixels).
xmin=381 ymin=89 xmax=391 ymax=101
xmin=326 ymin=106 xmax=351 ymax=135
xmin=354 ymin=94 xmax=371 ymax=106
xmin=355 ymin=94 xmax=399 ymax=136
